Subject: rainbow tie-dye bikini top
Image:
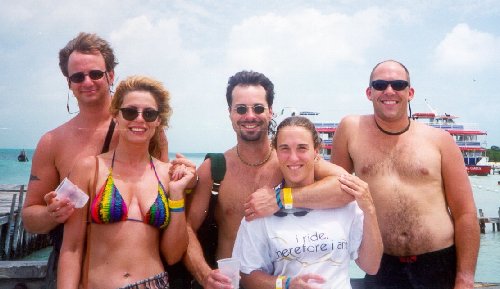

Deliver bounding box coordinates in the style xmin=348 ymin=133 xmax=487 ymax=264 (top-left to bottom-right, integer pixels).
xmin=90 ymin=152 xmax=170 ymax=230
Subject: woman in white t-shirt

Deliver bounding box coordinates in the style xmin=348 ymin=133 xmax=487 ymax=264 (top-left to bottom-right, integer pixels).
xmin=232 ymin=116 xmax=382 ymax=289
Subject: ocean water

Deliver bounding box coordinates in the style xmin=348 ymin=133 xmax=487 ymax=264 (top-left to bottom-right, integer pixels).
xmin=1 ymin=149 xmax=499 ymax=282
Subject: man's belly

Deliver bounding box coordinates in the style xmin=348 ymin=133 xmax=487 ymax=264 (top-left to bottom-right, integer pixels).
xmin=379 ymin=203 xmax=455 ymax=256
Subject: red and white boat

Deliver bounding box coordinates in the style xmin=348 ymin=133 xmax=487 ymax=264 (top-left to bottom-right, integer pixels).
xmin=411 ymin=112 xmax=491 ymax=176
xmin=283 ymin=108 xmax=491 ymax=176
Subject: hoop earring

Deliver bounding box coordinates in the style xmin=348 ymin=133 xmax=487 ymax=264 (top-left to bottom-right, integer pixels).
xmin=67 ymin=91 xmax=79 ymax=115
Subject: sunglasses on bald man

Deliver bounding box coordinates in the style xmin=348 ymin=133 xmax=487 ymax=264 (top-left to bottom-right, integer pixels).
xmin=371 ymin=80 xmax=409 ymax=91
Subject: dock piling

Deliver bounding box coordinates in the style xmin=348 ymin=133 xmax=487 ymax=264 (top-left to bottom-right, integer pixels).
xmin=478 ymin=207 xmax=500 ymax=234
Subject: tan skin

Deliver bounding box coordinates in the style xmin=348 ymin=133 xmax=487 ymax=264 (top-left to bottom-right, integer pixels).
xmin=184 ymin=84 xmax=353 ymax=289
xmin=22 ymin=51 xmax=169 ymax=234
xmin=240 ymin=125 xmax=382 ymax=289
xmin=331 ymin=60 xmax=479 ymax=289
xmin=58 ymin=90 xmax=190 ymax=289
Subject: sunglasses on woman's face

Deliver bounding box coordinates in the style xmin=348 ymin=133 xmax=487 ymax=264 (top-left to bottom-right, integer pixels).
xmin=233 ymin=104 xmax=267 ymax=115
xmin=68 ymin=70 xmax=106 ymax=83
xmin=119 ymin=107 xmax=160 ymax=122
xmin=371 ymin=80 xmax=409 ymax=91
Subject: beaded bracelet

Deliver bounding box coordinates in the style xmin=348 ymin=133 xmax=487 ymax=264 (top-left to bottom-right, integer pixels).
xmin=168 ymin=198 xmax=185 ymax=212
xmin=283 ymin=187 xmax=293 ymax=209
xmin=275 ymin=187 xmax=284 ymax=210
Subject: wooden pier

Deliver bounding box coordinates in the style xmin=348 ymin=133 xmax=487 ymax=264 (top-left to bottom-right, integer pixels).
xmin=478 ymin=208 xmax=500 ymax=234
xmin=0 ymin=185 xmax=50 ymax=288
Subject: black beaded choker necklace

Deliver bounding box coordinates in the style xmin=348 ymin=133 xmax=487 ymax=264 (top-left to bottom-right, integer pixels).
xmin=374 ymin=117 xmax=411 ymax=136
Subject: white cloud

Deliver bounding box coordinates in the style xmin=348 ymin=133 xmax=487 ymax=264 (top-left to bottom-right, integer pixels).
xmin=226 ymin=8 xmax=388 ymax=75
xmin=434 ymin=23 xmax=500 ymax=72
xmin=110 ymin=15 xmax=201 ymax=77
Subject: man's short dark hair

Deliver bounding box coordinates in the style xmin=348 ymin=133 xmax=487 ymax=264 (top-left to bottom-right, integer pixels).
xmin=226 ymin=71 xmax=275 ymax=108
xmin=59 ymin=32 xmax=118 ymax=77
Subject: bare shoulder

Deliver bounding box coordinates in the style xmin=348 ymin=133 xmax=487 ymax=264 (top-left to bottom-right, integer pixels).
xmin=413 ymin=121 xmax=455 ymax=147
xmin=338 ymin=114 xmax=363 ymax=126
xmin=151 ymin=157 xmax=172 ymax=180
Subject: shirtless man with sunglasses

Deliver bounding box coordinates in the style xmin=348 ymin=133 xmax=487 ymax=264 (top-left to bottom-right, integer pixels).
xmin=182 ymin=71 xmax=353 ymax=289
xmin=331 ymin=60 xmax=479 ymax=289
xmin=21 ymin=32 xmax=168 ymax=288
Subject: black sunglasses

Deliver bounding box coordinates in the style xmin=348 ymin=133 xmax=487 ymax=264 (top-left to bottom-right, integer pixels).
xmin=274 ymin=210 xmax=309 ymax=217
xmin=119 ymin=107 xmax=160 ymax=122
xmin=68 ymin=70 xmax=106 ymax=83
xmin=371 ymin=80 xmax=409 ymax=91
xmin=233 ymin=104 xmax=267 ymax=115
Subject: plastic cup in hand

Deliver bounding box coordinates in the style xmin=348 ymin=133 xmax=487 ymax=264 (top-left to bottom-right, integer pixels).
xmin=55 ymin=178 xmax=89 ymax=208
xmin=217 ymin=258 xmax=240 ymax=289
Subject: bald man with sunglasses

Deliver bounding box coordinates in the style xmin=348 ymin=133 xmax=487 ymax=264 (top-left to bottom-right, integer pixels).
xmin=21 ymin=32 xmax=168 ymax=288
xmin=331 ymin=60 xmax=479 ymax=289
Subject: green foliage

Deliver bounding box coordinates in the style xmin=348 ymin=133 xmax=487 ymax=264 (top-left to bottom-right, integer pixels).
xmin=487 ymin=146 xmax=500 ymax=162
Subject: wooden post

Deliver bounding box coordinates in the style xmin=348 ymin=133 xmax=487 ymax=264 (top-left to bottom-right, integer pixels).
xmin=4 ymin=194 xmax=17 ymax=259
xmin=497 ymin=207 xmax=500 ymax=232
xmin=479 ymin=209 xmax=485 ymax=234
xmin=12 ymin=186 xmax=25 ymax=257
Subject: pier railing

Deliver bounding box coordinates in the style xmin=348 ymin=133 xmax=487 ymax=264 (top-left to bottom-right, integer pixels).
xmin=0 ymin=185 xmax=51 ymax=260
xmin=478 ymin=208 xmax=500 ymax=234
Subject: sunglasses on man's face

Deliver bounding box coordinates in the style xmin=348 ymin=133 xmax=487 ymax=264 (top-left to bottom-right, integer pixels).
xmin=371 ymin=80 xmax=409 ymax=91
xmin=68 ymin=70 xmax=106 ymax=83
xmin=233 ymin=104 xmax=267 ymax=115
xmin=274 ymin=210 xmax=309 ymax=217
xmin=119 ymin=107 xmax=160 ymax=122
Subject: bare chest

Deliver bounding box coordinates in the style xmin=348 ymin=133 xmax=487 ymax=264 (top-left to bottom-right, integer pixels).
xmin=54 ymin=128 xmax=111 ymax=179
xmin=217 ymin=161 xmax=282 ymax=221
xmin=351 ymin=135 xmax=441 ymax=182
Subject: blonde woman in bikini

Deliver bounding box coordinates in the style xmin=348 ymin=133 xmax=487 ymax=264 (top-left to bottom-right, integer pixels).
xmin=58 ymin=76 xmax=194 ymax=289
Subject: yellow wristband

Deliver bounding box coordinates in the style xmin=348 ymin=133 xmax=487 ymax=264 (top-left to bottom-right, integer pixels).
xmin=283 ymin=187 xmax=293 ymax=209
xmin=276 ymin=275 xmax=285 ymax=289
xmin=168 ymin=198 xmax=185 ymax=209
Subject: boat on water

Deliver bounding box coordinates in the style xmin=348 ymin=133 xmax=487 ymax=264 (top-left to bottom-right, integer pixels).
xmin=17 ymin=149 xmax=29 ymax=162
xmin=311 ymin=114 xmax=491 ymax=176
xmin=411 ymin=112 xmax=491 ymax=176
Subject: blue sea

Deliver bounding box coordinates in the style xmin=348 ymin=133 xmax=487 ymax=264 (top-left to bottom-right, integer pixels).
xmin=1 ymin=148 xmax=499 ymax=282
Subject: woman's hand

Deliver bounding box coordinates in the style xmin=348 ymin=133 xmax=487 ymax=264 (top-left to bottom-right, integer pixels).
xmin=170 ymin=153 xmax=197 ymax=188
xmin=169 ymin=164 xmax=194 ymax=198
xmin=338 ymin=174 xmax=375 ymax=213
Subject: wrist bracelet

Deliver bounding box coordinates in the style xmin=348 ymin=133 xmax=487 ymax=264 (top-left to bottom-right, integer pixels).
xmin=168 ymin=198 xmax=185 ymax=212
xmin=276 ymin=275 xmax=285 ymax=289
xmin=275 ymin=187 xmax=284 ymax=210
xmin=283 ymin=187 xmax=293 ymax=209
xmin=285 ymin=277 xmax=291 ymax=289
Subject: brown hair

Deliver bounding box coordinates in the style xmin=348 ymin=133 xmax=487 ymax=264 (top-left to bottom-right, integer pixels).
xmin=111 ymin=76 xmax=172 ymax=159
xmin=272 ymin=116 xmax=322 ymax=150
xmin=59 ymin=32 xmax=118 ymax=77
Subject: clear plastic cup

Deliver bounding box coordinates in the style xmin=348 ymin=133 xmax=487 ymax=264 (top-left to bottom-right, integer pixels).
xmin=217 ymin=258 xmax=240 ymax=289
xmin=55 ymin=177 xmax=89 ymax=208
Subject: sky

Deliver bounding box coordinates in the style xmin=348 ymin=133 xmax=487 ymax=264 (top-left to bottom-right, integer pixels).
xmin=1 ymin=0 xmax=499 ymax=153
